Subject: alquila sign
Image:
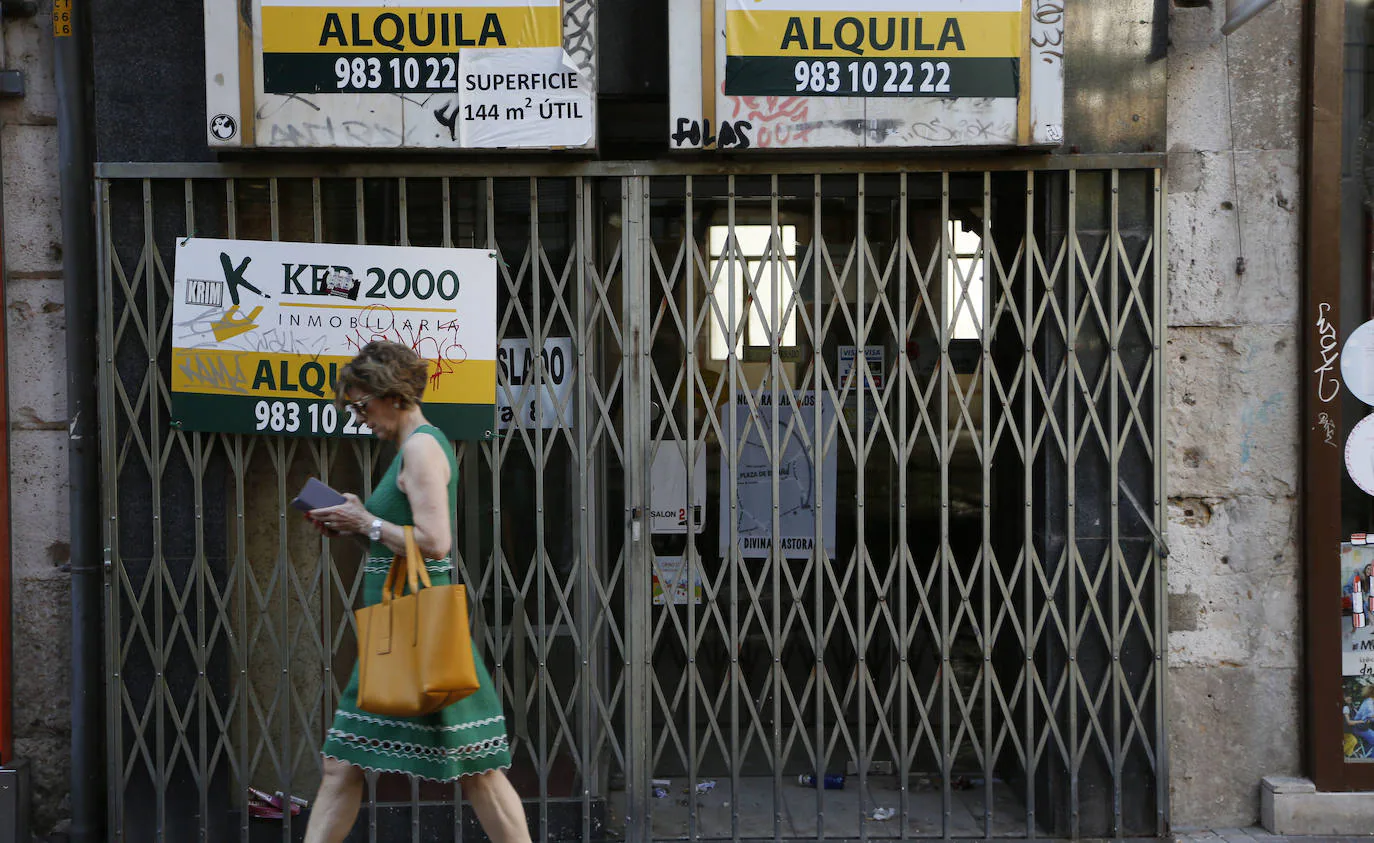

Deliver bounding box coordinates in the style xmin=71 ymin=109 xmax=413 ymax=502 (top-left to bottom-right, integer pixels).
xmin=261 ymin=2 xmax=562 ymax=94
xmin=724 ymin=0 xmax=1021 ymax=97
xmin=203 ymin=0 xmax=599 ymax=150
xmin=171 ymin=238 xmax=498 ymax=440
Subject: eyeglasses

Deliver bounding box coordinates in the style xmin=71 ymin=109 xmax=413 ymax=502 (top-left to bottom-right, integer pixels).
xmin=345 ymin=394 xmax=375 ymax=416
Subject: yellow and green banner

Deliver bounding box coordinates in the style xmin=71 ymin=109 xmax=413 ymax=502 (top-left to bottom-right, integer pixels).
xmin=260 ymin=0 xmax=562 ymax=94
xmin=171 ymin=237 xmax=498 ymax=439
xmin=724 ymin=0 xmax=1021 ymax=98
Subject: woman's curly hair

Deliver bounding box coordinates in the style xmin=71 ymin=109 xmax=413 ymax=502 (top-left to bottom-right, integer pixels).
xmin=335 ymin=341 xmax=429 ymax=410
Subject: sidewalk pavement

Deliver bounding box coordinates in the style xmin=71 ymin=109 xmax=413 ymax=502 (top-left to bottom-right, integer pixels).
xmin=1174 ymin=828 xmax=1374 ymax=842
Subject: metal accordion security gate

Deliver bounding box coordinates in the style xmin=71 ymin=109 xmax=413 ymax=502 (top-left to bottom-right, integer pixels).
xmin=96 ymin=162 xmax=1167 ymax=842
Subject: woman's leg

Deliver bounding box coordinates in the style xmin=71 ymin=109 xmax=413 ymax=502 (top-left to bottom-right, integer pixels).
xmin=303 ymin=757 xmax=366 ymax=843
xmin=463 ymin=769 xmax=531 ymax=843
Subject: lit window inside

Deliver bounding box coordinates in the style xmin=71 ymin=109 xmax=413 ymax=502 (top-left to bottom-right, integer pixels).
xmin=946 ymin=220 xmax=984 ymax=341
xmin=707 ymin=225 xmax=799 ymax=360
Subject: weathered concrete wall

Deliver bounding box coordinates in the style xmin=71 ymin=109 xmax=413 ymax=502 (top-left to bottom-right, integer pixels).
xmin=2 ymin=0 xmax=71 ymax=836
xmin=0 ymin=0 xmax=1313 ymax=836
xmin=1166 ymin=0 xmax=1303 ymax=829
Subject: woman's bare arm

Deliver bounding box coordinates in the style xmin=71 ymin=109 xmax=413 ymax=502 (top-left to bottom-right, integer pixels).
xmin=391 ymin=433 xmax=453 ymax=559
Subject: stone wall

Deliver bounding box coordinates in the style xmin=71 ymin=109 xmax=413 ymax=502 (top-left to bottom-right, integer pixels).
xmin=2 ymin=0 xmax=70 ymax=835
xmin=1165 ymin=0 xmax=1304 ymax=828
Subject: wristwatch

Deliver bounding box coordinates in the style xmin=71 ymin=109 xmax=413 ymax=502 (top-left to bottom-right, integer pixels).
xmin=367 ymin=518 xmax=383 ymax=542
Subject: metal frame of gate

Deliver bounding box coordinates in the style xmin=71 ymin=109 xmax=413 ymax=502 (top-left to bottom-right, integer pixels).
xmin=95 ymin=159 xmax=1168 ymax=842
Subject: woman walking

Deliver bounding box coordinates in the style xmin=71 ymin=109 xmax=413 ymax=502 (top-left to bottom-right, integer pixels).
xmin=302 ymin=340 xmax=530 ymax=843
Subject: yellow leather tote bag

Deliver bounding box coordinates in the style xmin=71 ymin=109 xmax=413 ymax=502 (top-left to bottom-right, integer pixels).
xmin=355 ymin=526 xmax=480 ymax=716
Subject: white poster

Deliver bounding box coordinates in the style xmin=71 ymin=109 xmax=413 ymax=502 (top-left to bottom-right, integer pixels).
xmin=245 ymin=0 xmax=598 ymax=150
xmin=458 ymin=48 xmax=595 ymax=148
xmin=837 ymin=345 xmax=884 ymax=391
xmin=652 ymin=555 xmax=703 ymax=606
xmin=665 ymin=0 xmax=1055 ymax=152
xmin=1344 ymin=320 xmax=1374 ymax=406
xmin=1341 ymin=544 xmax=1374 ymax=763
xmin=650 ymin=443 xmax=708 ymax=534
xmin=838 ymin=344 xmax=884 ymax=427
xmin=719 ymin=391 xmax=837 ymax=558
xmin=497 ymin=337 xmax=575 ymax=430
xmin=1348 ymin=415 xmax=1374 ymax=496
xmin=1343 ymin=544 xmax=1374 ymax=678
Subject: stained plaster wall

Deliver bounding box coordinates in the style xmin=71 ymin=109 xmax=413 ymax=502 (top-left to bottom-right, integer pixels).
xmin=1 ymin=0 xmax=70 ymax=837
xmin=1165 ymin=0 xmax=1304 ymax=829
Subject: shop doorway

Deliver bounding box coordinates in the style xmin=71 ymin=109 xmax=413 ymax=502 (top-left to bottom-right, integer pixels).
xmin=97 ymin=164 xmax=1167 ymax=841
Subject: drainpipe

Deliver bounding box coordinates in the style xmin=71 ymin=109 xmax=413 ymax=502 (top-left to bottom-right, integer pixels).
xmin=1300 ymin=0 xmax=1346 ymax=791
xmin=0 ymin=3 xmax=36 ymax=830
xmin=54 ymin=0 xmax=102 ymax=840
xmin=0 ymin=144 xmax=10 ymax=775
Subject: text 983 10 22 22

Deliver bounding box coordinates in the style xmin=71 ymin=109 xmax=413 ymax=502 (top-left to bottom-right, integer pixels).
xmin=722 ymin=55 xmax=1019 ymax=99
xmin=796 ymin=59 xmax=949 ymax=94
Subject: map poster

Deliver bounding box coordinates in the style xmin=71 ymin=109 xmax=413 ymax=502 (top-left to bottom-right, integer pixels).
xmin=718 ymin=391 xmax=837 ymax=559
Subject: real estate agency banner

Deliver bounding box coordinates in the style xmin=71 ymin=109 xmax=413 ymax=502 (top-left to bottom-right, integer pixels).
xmin=723 ymin=0 xmax=1021 ymax=98
xmin=170 ymin=237 xmax=497 ymax=439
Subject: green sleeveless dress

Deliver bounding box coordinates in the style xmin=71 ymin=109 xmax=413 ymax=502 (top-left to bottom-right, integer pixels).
xmin=321 ymin=424 xmax=512 ymax=780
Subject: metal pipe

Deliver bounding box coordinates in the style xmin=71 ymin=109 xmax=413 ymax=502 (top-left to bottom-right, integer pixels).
xmin=0 ymin=0 xmax=18 ymax=780
xmin=92 ymin=154 xmax=1171 ymax=181
xmin=1301 ymin=0 xmax=1350 ymax=791
xmin=54 ymin=0 xmax=103 ymax=839
xmin=0 ymin=97 xmax=12 ymax=772
xmin=1221 ymin=0 xmax=1280 ymax=35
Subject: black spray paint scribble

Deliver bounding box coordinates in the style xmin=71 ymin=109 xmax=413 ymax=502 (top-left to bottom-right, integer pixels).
xmin=433 ymin=98 xmax=461 ymax=141
xmin=784 ymin=118 xmax=906 ymax=144
xmin=670 ymin=118 xmax=754 ymax=149
xmin=901 ymin=117 xmax=1014 ymax=145
xmin=255 ymin=93 xmax=323 ymax=120
xmin=256 ymin=92 xmax=432 ymax=147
